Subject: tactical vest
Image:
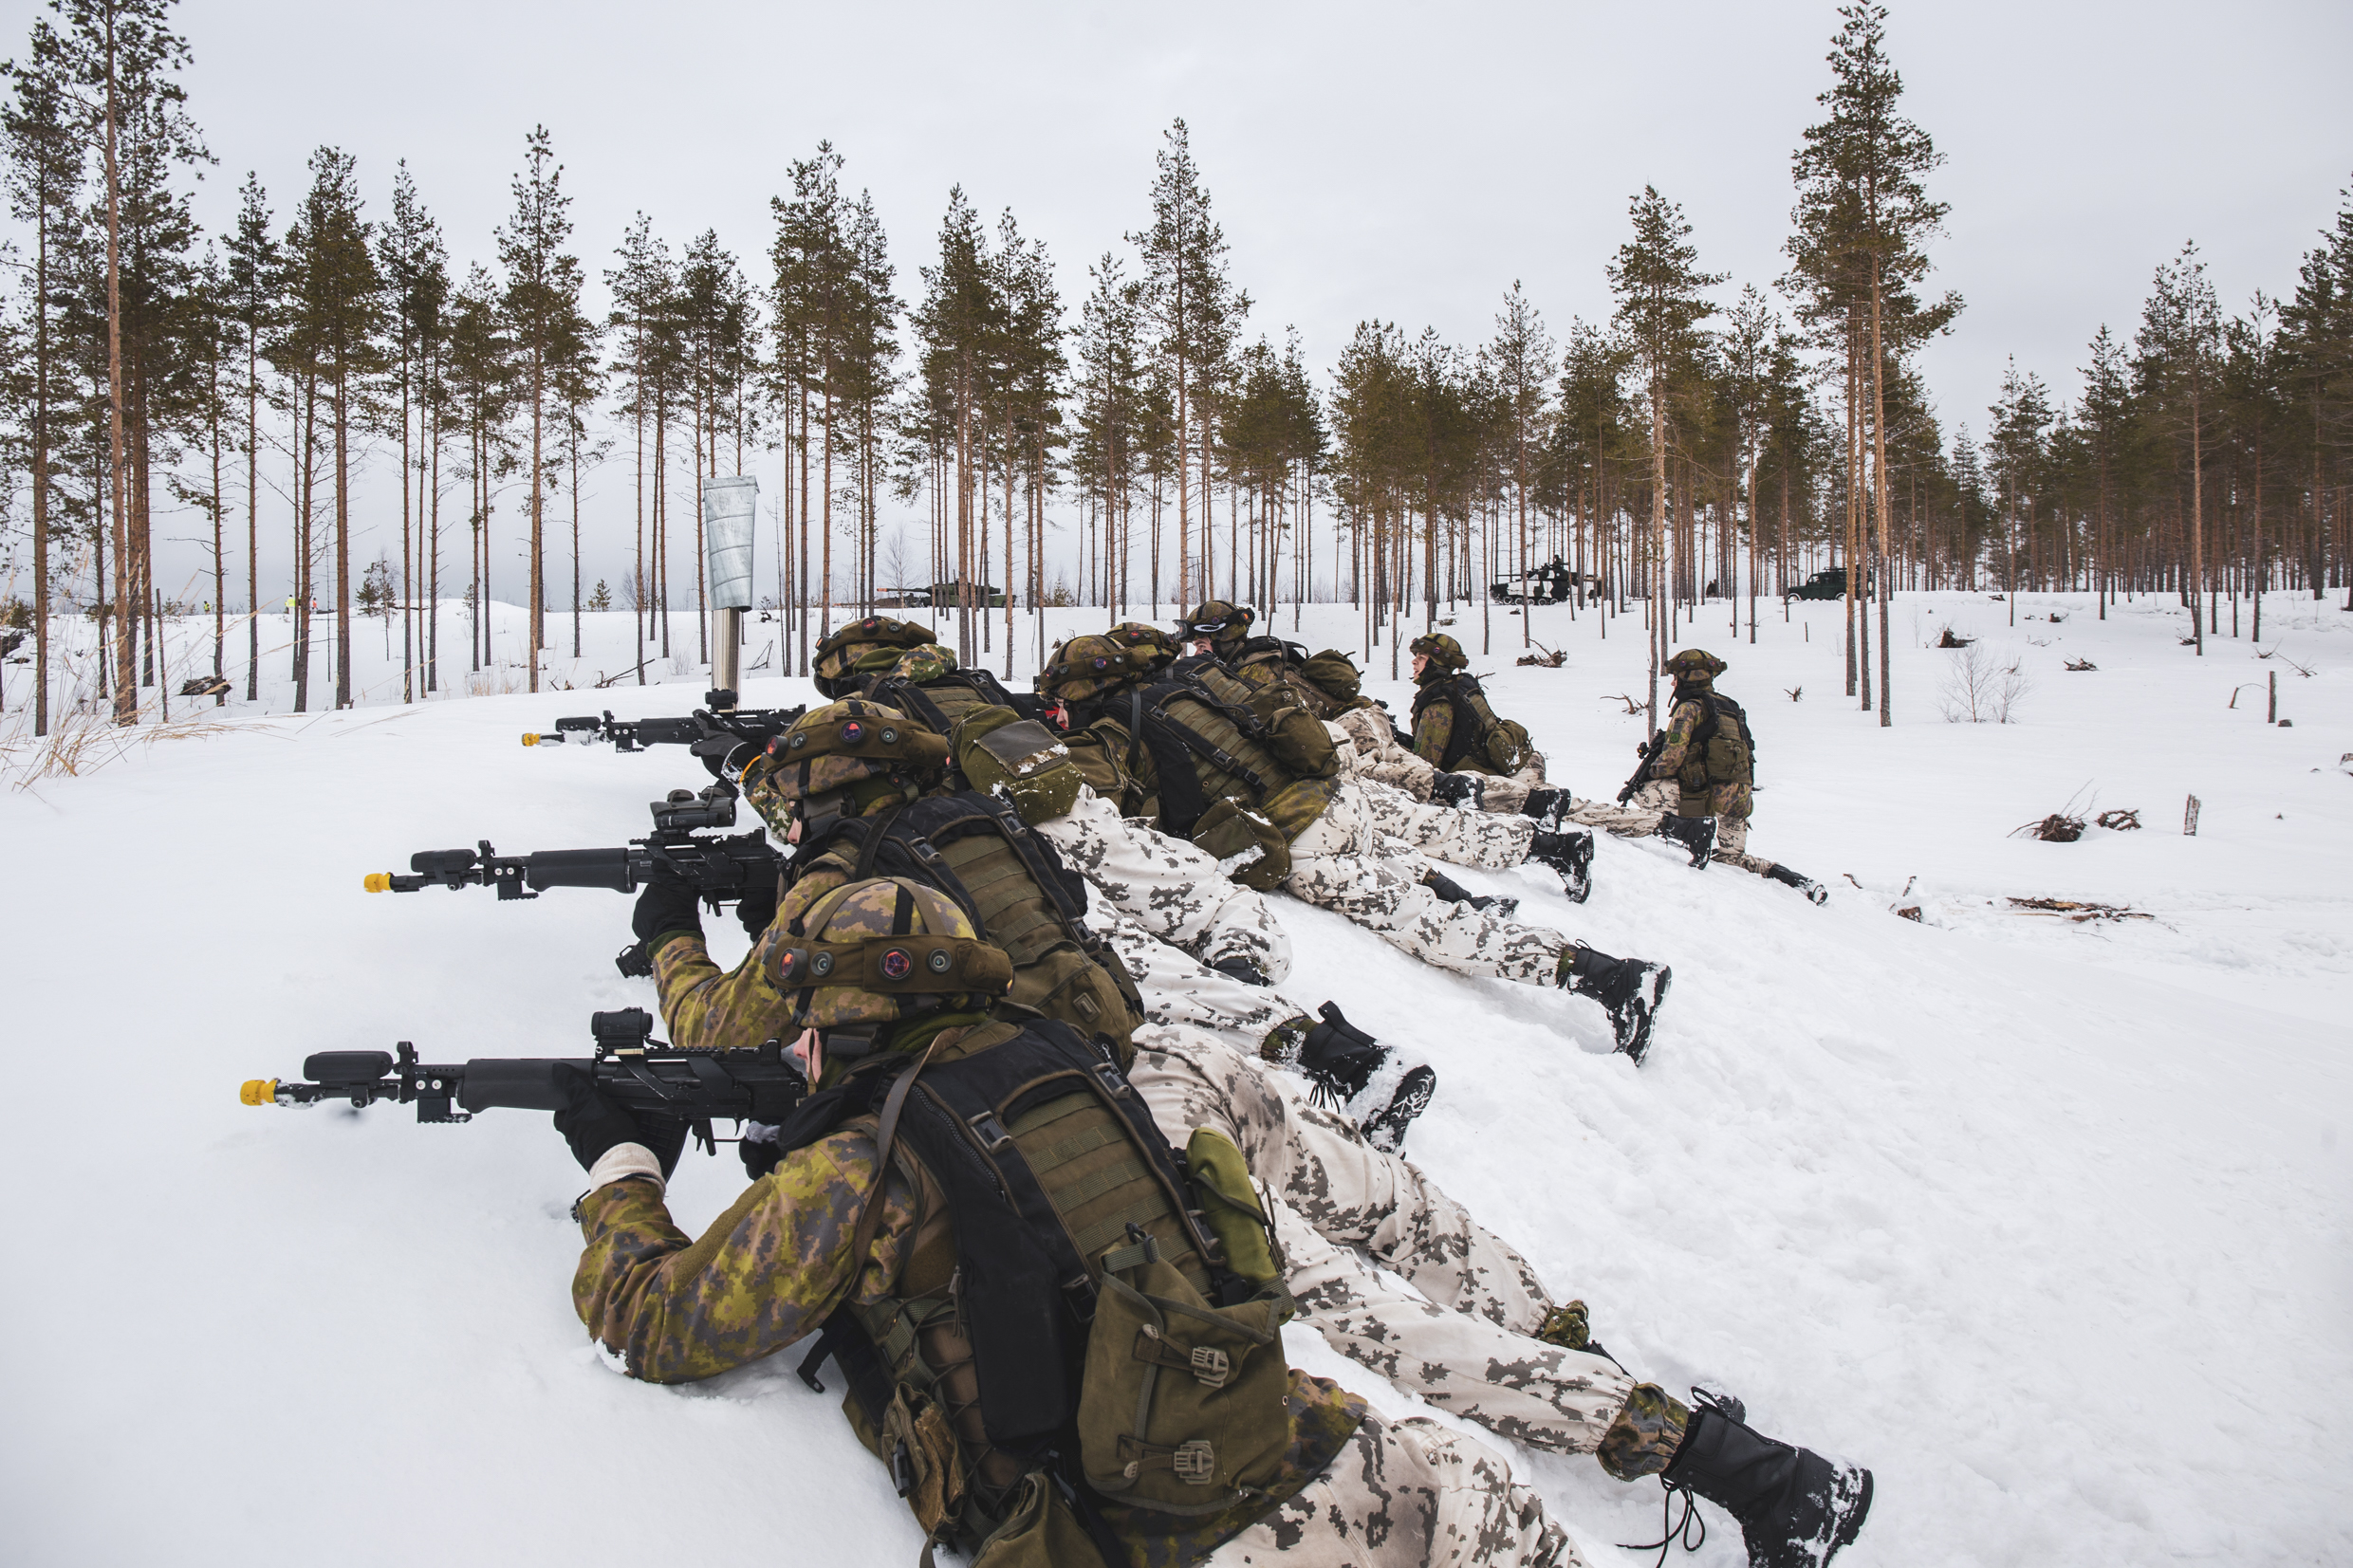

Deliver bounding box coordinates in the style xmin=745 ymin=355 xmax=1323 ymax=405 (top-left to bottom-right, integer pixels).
xmin=1677 ymin=690 xmax=1755 ymax=791
xmin=783 ymin=1020 xmax=1330 ymax=1565
xmin=860 ymin=668 xmax=1033 ymax=735
xmin=1412 ymin=673 xmax=1531 ymax=775
xmin=800 ymin=793 xmax=1144 ymax=1061
xmin=1122 ymin=669 xmax=1338 ymax=845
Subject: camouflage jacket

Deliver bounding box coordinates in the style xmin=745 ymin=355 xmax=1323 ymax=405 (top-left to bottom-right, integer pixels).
xmin=1650 ymin=691 xmax=1752 ymax=819
xmin=650 ymin=855 xmax=857 ymax=1055
xmin=574 ymin=1117 xmax=1367 ymax=1566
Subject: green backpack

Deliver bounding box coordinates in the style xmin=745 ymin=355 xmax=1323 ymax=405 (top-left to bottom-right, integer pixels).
xmin=797 ymin=1021 xmax=1326 ymax=1565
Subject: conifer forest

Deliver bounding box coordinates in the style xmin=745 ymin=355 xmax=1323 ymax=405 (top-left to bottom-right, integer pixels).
xmin=0 ymin=0 xmax=2347 ymax=741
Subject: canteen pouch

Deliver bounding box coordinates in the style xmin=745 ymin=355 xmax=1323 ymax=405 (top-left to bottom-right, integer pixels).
xmin=970 ymin=1471 xmax=1110 ymax=1568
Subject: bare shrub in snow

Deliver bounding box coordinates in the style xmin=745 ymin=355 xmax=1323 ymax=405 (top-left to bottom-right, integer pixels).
xmin=1940 ymin=643 xmax=2031 ymax=724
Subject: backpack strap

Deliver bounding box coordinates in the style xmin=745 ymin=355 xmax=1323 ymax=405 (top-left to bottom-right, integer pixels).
xmin=846 ymin=1034 xmax=953 ymax=1284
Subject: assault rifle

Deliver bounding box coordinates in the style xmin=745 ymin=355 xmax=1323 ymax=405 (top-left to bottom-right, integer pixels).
xmin=366 ymin=781 xmax=784 ymax=968
xmin=239 ymin=1006 xmax=806 ymax=1153
xmin=523 ymin=692 xmax=806 ymax=777
xmin=1616 ymin=731 xmax=1669 ymax=804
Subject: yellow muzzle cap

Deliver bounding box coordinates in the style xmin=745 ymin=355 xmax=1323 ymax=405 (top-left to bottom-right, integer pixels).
xmin=363 ymin=873 xmax=392 ymax=893
xmin=521 ymin=732 xmax=541 ymax=746
xmin=240 ymin=1079 xmax=277 ymax=1106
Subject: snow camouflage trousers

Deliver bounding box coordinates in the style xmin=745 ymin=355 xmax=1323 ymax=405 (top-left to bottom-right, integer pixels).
xmin=1202 ymin=1408 xmax=1580 ymax=1567
xmin=1282 ymin=782 xmax=1566 ymax=986
xmin=1561 ymin=780 xmax=1675 ymax=839
xmin=1128 ymin=1029 xmax=1649 ymax=1465
xmin=1034 ymin=787 xmax=1291 ymax=982
xmin=1352 ymin=776 xmax=1536 ymax=871
xmin=1332 ymin=706 xmax=1546 ymax=816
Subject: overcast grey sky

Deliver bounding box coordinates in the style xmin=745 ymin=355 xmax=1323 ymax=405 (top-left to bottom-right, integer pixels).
xmin=21 ymin=0 xmax=2353 ymax=606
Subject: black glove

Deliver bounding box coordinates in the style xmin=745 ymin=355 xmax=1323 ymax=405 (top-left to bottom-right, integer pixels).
xmin=552 ymin=1062 xmax=689 ymax=1178
xmin=741 ymin=1123 xmax=785 ymax=1181
xmin=632 ymin=866 xmax=703 ymax=949
xmin=735 ymin=878 xmax=780 ymax=938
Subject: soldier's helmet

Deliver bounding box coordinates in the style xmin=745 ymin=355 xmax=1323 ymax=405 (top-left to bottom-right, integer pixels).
xmin=883 ymin=642 xmax=959 ymax=685
xmin=1666 ymin=648 xmax=1728 ymax=685
xmin=1178 ymin=600 xmax=1254 ymax=654
xmin=770 ymin=876 xmax=1014 ymax=1032
xmin=1409 ymin=632 xmax=1468 ymax=674
xmin=1036 ymin=633 xmax=1162 ymax=705
xmin=812 ymin=617 xmax=939 ymax=696
xmin=741 ymin=699 xmax=949 ymax=829
xmin=1106 ymin=621 xmax=1183 ymax=670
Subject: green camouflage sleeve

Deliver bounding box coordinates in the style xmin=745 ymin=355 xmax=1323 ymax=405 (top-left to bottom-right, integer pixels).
xmin=1651 ymin=697 xmax=1704 ymax=779
xmin=570 ymin=1129 xmax=917 ymax=1383
xmin=1410 ymin=698 xmax=1453 ymax=767
xmin=651 ymin=863 xmax=853 ymax=1051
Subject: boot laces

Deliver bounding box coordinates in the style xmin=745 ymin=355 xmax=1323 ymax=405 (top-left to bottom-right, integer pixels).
xmin=1618 ymin=1479 xmax=1706 ymax=1568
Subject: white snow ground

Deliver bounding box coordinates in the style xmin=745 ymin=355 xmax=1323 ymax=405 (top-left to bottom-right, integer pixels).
xmin=3 ymin=589 xmax=2348 ymax=1566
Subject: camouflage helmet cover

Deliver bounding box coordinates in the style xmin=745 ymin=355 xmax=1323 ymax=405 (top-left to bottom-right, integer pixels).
xmin=1038 ymin=632 xmax=1164 ymax=703
xmin=1409 ymin=632 xmax=1468 ymax=673
xmin=743 ymin=699 xmax=949 ymax=818
xmin=1667 ymin=648 xmax=1728 ymax=683
xmin=812 ymin=617 xmax=939 ymax=692
xmin=1105 ymin=621 xmax=1182 ymax=668
xmin=883 ymin=642 xmax=959 ymax=685
xmin=1179 ymin=600 xmax=1254 ymax=646
xmin=769 ymin=876 xmax=1014 ymax=1030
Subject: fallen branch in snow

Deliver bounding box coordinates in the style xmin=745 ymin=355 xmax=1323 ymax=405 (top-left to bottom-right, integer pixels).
xmin=1894 ymin=905 xmax=1924 ymax=922
xmin=2014 ymin=812 xmax=2087 ymax=842
xmin=2007 ymin=895 xmax=2153 ymax=923
xmin=591 ymin=669 xmax=627 ymax=689
xmin=1602 ymin=692 xmax=1644 ymax=714
xmin=1784 ymin=685 xmax=1803 ymax=702
xmin=2095 ymin=808 xmax=2141 ymax=831
xmin=2179 ymin=636 xmax=2200 ymax=646
xmin=2065 ymin=657 xmax=2098 ymax=672
xmin=1516 ymin=643 xmax=1565 ymax=668
xmin=1936 ymin=625 xmax=1974 ymax=648
xmin=2255 ymin=646 xmax=2314 ymax=676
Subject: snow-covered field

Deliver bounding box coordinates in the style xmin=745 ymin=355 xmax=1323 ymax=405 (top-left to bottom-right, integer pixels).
xmin=4 ymin=588 xmax=2348 ymax=1566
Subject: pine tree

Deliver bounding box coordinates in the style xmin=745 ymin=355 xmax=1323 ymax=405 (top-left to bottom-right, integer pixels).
xmin=1486 ymin=282 xmax=1554 ymax=651
xmin=496 ymin=126 xmax=584 ymax=694
xmin=604 ymin=214 xmax=672 ymax=682
xmin=1787 ymin=3 xmax=1957 ymax=724
xmin=1609 ymin=186 xmax=1722 ymax=733
xmin=2135 ymin=243 xmax=2222 ymax=653
xmin=377 ymin=162 xmax=446 ymax=701
xmin=1133 ymin=120 xmax=1238 ymax=611
xmin=282 ymin=147 xmax=378 ymax=709
xmin=222 ymin=172 xmax=275 ymax=700
xmin=2 ymin=21 xmax=83 ymax=734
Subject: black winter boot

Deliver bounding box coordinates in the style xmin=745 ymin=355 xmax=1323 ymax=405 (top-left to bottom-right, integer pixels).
xmin=1656 ymin=813 xmax=1716 ymax=868
xmin=1658 ymin=1400 xmax=1872 ymax=1568
xmin=1428 ymin=771 xmax=1486 ymax=808
xmin=1210 ymin=953 xmax=1271 ymax=987
xmin=1420 ymin=867 xmax=1519 ymax=921
xmin=1530 ymin=829 xmax=1596 ymax=903
xmin=1298 ymin=1002 xmax=1436 ymax=1151
xmin=1559 ymin=945 xmax=1672 ymax=1063
xmin=1519 ymin=786 xmax=1570 ymax=832
xmin=1765 ymin=863 xmax=1830 ymax=906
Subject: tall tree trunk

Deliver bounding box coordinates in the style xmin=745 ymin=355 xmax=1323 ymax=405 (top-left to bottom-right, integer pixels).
xmin=102 ymin=8 xmax=134 ymax=725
